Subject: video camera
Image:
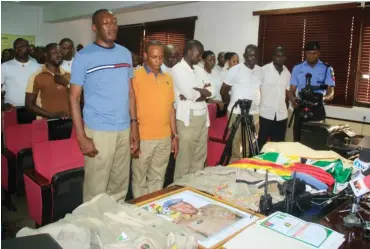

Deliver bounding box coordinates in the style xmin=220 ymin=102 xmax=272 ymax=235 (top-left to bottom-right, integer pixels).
xmin=235 ymin=99 xmax=252 ymax=115
xmin=297 ymin=73 xmax=327 ymax=120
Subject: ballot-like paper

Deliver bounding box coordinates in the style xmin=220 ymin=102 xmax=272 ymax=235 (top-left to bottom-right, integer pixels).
xmin=257 ymin=212 xmax=344 ymax=249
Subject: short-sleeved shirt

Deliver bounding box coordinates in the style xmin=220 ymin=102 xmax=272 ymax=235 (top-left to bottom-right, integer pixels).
xmin=61 ymin=58 xmax=74 ymax=73
xmin=209 ymin=67 xmax=223 ymax=101
xmin=290 ymin=60 xmax=335 ymax=95
xmin=70 ymin=43 xmax=133 ymax=131
xmin=26 ymin=65 xmax=70 ymax=119
xmin=133 ymin=65 xmax=174 ymax=140
xmin=1 ymin=59 xmax=41 ymax=106
xmin=260 ymin=62 xmax=291 ymax=121
xmin=224 ymin=63 xmax=263 ymax=115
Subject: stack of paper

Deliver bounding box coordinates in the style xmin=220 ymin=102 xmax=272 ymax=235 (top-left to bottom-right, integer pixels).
xmin=224 ymin=212 xmax=345 ymax=249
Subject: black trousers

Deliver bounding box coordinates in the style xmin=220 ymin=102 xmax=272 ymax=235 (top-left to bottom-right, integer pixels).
xmin=293 ymin=104 xmax=326 ymax=142
xmin=258 ymin=115 xmax=288 ymax=150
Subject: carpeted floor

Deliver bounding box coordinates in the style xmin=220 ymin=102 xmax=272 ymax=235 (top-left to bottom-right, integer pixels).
xmin=2 ymin=193 xmax=35 ymax=239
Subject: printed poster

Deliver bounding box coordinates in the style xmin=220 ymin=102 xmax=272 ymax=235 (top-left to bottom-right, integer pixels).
xmin=1 ymin=34 xmax=36 ymax=50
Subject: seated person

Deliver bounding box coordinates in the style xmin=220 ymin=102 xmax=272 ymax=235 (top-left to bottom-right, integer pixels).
xmin=25 ymin=43 xmax=70 ymax=119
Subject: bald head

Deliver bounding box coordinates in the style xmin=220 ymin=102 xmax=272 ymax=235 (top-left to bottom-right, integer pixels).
xmin=243 ymin=44 xmax=258 ymax=69
xmin=272 ymin=45 xmax=286 ymax=67
xmin=163 ymin=44 xmax=178 ymax=68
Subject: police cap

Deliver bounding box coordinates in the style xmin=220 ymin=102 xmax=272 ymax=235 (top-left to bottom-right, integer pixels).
xmin=304 ymin=41 xmax=320 ymax=51
xmin=163 ymin=198 xmax=183 ymax=209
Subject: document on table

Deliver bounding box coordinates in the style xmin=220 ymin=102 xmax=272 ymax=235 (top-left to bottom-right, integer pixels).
xmin=224 ymin=212 xmax=345 ymax=249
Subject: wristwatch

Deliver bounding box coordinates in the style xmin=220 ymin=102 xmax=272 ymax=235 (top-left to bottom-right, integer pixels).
xmin=131 ymin=119 xmax=138 ymax=124
xmin=172 ymin=133 xmax=180 ymax=139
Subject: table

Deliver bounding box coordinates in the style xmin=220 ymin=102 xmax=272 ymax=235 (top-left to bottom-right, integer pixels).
xmin=320 ymin=200 xmax=370 ymax=249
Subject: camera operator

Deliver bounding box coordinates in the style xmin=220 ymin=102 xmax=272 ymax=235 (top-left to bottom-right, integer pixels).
xmin=288 ymin=41 xmax=335 ymax=142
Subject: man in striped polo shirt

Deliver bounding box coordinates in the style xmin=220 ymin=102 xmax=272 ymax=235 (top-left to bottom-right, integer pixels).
xmin=69 ymin=9 xmax=139 ymax=202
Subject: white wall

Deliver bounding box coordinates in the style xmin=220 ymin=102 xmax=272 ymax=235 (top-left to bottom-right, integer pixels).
xmin=1 ymin=2 xmax=94 ymax=46
xmin=1 ymin=2 xmax=44 ymax=45
xmin=41 ymin=18 xmax=94 ymax=46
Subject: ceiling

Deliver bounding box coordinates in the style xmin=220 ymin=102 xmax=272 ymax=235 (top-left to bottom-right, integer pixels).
xmin=12 ymin=1 xmax=54 ymax=7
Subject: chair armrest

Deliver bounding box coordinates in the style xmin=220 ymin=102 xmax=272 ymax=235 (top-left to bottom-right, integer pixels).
xmin=1 ymin=147 xmax=16 ymax=160
xmin=208 ymin=137 xmax=227 ymax=144
xmin=2 ymin=147 xmax=17 ymax=192
xmin=24 ymin=169 xmax=50 ymax=187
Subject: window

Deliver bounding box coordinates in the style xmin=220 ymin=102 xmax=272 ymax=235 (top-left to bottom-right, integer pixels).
xmin=257 ymin=4 xmax=370 ymax=107
xmin=116 ymin=17 xmax=197 ymax=63
xmin=355 ymin=8 xmax=370 ymax=106
xmin=144 ymin=17 xmax=197 ymax=60
xmin=116 ymin=24 xmax=144 ymax=55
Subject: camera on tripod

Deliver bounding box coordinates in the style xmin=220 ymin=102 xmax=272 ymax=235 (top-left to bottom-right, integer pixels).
xmin=235 ymin=99 xmax=252 ymax=114
xmin=297 ymin=73 xmax=326 ymax=121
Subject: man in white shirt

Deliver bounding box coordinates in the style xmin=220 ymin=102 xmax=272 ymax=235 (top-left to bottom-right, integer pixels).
xmin=59 ymin=38 xmax=75 ymax=73
xmin=220 ymin=44 xmax=262 ymax=162
xmin=172 ymin=40 xmax=214 ymax=180
xmin=258 ymin=46 xmax=291 ymax=150
xmin=214 ymin=52 xmax=225 ymax=75
xmin=1 ymin=38 xmax=40 ymax=108
xmin=161 ymin=44 xmax=179 ymax=75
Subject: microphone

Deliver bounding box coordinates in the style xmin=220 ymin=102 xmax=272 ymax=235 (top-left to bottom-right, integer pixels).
xmin=305 ymin=73 xmax=312 ymax=86
xmin=353 ymin=148 xmax=370 ymax=173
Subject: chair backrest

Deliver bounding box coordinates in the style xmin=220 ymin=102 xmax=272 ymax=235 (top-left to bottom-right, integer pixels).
xmin=31 ymin=119 xmax=49 ymax=145
xmin=2 ymin=108 xmax=36 ymax=132
xmin=16 ymin=107 xmax=36 ymax=124
xmin=31 ymin=119 xmax=76 ymax=146
xmin=32 ymin=138 xmax=84 ymax=182
xmin=207 ymin=103 xmax=217 ymax=127
xmin=4 ymin=124 xmax=33 ymax=155
xmin=2 ymin=109 xmax=17 ymax=131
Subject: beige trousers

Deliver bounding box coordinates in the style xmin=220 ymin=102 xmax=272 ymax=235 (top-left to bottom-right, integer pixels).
xmin=132 ymin=137 xmax=171 ymax=198
xmin=228 ymin=113 xmax=260 ymax=163
xmin=83 ymin=126 xmax=131 ymax=203
xmin=174 ymin=113 xmax=208 ymax=181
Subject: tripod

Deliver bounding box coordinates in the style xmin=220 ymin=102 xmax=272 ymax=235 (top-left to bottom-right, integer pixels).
xmin=219 ymin=99 xmax=260 ymax=166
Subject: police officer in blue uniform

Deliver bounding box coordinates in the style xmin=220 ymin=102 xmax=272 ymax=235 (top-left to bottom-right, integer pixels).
xmin=288 ymin=41 xmax=335 ymax=142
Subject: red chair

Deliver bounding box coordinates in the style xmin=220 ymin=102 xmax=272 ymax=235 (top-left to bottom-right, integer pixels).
xmin=207 ymin=104 xmax=229 ymax=166
xmin=1 ymin=108 xmax=37 ymax=200
xmin=24 ymin=137 xmax=84 ymax=226
xmin=1 ymin=123 xmax=34 ymax=210
xmin=2 ymin=109 xmax=18 ymax=131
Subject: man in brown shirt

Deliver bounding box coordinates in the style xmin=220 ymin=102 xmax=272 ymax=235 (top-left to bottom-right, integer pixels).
xmin=25 ymin=43 xmax=70 ymax=119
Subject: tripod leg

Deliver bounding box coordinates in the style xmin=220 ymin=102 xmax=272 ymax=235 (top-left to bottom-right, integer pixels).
xmin=219 ymin=115 xmax=242 ymax=165
xmin=249 ymin=115 xmax=260 ymax=156
xmin=241 ymin=117 xmax=247 ymax=158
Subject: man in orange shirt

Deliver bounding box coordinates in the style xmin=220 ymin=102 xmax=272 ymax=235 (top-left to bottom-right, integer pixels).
xmin=132 ymin=40 xmax=179 ymax=198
